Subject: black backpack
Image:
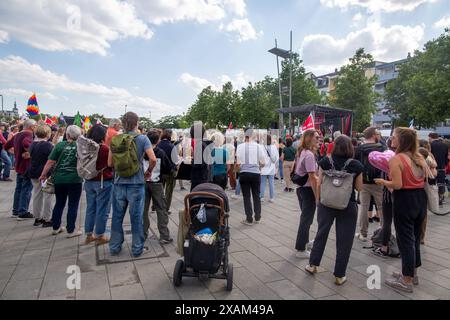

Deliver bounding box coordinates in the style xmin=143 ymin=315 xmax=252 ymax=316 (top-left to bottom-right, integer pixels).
xmin=357 ymin=143 xmax=385 ymax=184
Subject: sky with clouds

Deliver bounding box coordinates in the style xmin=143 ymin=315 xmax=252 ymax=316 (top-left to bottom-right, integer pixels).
xmin=0 ymin=0 xmax=449 ymax=120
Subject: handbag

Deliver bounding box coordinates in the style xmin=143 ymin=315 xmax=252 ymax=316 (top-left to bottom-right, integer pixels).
xmin=424 ymin=164 xmax=439 ymax=213
xmin=291 ymin=153 xmax=309 ymax=186
xmin=42 ymin=145 xmax=66 ymax=194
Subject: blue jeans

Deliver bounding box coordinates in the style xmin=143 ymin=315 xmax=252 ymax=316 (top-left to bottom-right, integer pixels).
xmin=278 ymin=159 xmax=284 ymax=179
xmin=52 ymin=183 xmax=82 ymax=233
xmin=260 ymin=175 xmax=274 ymax=199
xmin=84 ymin=180 xmax=113 ymax=236
xmin=235 ymin=178 xmax=241 ymax=196
xmin=0 ymin=150 xmax=11 ymax=179
xmin=109 ymin=184 xmax=145 ymax=257
xmin=13 ymin=173 xmax=33 ymax=216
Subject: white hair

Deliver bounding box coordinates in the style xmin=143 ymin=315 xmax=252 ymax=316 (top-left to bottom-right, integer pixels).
xmin=109 ymin=118 xmax=121 ymax=127
xmin=66 ymin=125 xmax=82 ymax=140
xmin=23 ymin=119 xmax=37 ymax=129
xmin=333 ymin=131 xmax=342 ymax=140
xmin=211 ymin=132 xmax=225 ymax=147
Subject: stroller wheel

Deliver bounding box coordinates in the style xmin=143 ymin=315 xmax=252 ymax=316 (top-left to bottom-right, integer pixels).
xmin=173 ymin=260 xmax=184 ymax=287
xmin=226 ymin=264 xmax=233 ymax=291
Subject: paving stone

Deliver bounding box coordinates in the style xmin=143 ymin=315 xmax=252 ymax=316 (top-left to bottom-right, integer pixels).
xmin=0 ymin=265 xmax=16 ymax=280
xmin=107 ymin=262 xmax=140 ymax=288
xmin=111 ymin=283 xmax=146 ymax=300
xmin=76 ymin=270 xmax=111 ymax=300
xmin=134 ymin=260 xmax=179 ymax=300
xmin=231 ymin=251 xmax=284 ymax=283
xmin=231 ymin=267 xmax=280 ymax=300
xmin=11 ymin=262 xmax=47 ymax=281
xmin=1 ymin=278 xmax=42 ymax=300
xmin=266 ymin=279 xmax=313 ymax=300
xmin=39 ymin=258 xmax=76 ymax=299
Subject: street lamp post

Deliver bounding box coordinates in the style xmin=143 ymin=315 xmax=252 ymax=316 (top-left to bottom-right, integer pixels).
xmin=124 ymin=104 xmax=127 ymax=114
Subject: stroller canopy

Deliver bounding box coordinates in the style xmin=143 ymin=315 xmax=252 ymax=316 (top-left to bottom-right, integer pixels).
xmin=191 ymin=183 xmax=230 ymax=212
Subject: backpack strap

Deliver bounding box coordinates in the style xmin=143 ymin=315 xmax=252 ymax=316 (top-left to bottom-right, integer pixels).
xmin=343 ymin=158 xmax=353 ymax=171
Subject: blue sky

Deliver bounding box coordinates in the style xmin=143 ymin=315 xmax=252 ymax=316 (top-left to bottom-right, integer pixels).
xmin=0 ymin=0 xmax=449 ymax=120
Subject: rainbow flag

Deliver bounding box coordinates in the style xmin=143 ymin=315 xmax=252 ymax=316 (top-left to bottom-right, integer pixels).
xmin=26 ymin=93 xmax=40 ymax=116
xmin=84 ymin=116 xmax=92 ymax=131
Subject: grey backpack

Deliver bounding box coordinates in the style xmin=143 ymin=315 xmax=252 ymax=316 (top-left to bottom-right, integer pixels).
xmin=76 ymin=135 xmax=100 ymax=180
xmin=320 ymin=158 xmax=354 ymax=210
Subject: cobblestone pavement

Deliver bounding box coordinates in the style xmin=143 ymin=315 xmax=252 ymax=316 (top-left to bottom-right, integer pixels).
xmin=1 ymin=172 xmax=450 ymax=300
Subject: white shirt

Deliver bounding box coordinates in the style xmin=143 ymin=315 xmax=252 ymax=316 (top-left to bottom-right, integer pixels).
xmin=236 ymin=141 xmax=266 ymax=174
xmin=260 ymin=144 xmax=279 ymax=176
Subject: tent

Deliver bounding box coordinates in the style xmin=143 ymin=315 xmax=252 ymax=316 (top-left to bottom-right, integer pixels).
xmin=276 ymin=104 xmax=353 ymax=136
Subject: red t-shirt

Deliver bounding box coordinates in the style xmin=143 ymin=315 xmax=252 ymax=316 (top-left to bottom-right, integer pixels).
xmin=91 ymin=144 xmax=113 ymax=181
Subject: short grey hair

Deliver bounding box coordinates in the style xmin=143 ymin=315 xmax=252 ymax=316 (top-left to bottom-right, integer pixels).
xmin=66 ymin=125 xmax=81 ymax=140
xmin=23 ymin=119 xmax=37 ymax=129
xmin=109 ymin=118 xmax=121 ymax=128
xmin=333 ymin=131 xmax=342 ymax=140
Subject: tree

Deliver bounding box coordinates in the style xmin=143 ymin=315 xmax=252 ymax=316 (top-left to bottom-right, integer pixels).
xmin=208 ymin=82 xmax=241 ymax=129
xmin=331 ymin=48 xmax=378 ymax=132
xmin=156 ymin=114 xmax=187 ymax=129
xmin=386 ymin=29 xmax=450 ymax=128
xmin=185 ymin=86 xmax=217 ymax=127
xmin=89 ymin=113 xmax=108 ymax=125
xmin=138 ymin=116 xmax=155 ymax=131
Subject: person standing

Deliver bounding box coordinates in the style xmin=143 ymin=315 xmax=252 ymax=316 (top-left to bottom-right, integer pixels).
xmin=429 ymin=133 xmax=449 ymax=205
xmin=28 ymin=125 xmax=54 ymax=227
xmin=4 ymin=119 xmax=37 ymax=219
xmin=281 ymin=137 xmax=296 ymax=192
xmin=375 ymin=128 xmax=427 ymax=293
xmin=276 ymin=138 xmax=285 ymax=183
xmin=294 ymin=129 xmax=320 ymax=258
xmin=104 ymin=119 xmax=121 ymax=147
xmin=260 ymin=134 xmax=278 ymax=202
xmin=108 ymin=112 xmax=157 ymax=257
xmin=40 ymin=125 xmax=83 ymax=237
xmin=211 ymin=132 xmax=230 ymax=190
xmin=158 ymin=129 xmax=177 ymax=212
xmin=0 ymin=125 xmax=12 ymax=181
xmin=236 ymin=128 xmax=265 ymax=225
xmin=305 ymin=135 xmax=364 ymax=285
xmin=354 ymin=127 xmax=386 ymax=241
xmin=83 ymin=125 xmax=114 ymax=245
xmin=190 ymin=122 xmax=209 ymax=191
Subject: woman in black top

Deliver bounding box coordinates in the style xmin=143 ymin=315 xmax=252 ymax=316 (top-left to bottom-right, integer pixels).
xmin=29 ymin=125 xmax=54 ymax=227
xmin=304 ymin=135 xmax=364 ymax=286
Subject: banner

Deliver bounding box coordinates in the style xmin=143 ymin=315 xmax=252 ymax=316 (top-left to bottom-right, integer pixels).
xmin=301 ymin=112 xmax=315 ymax=132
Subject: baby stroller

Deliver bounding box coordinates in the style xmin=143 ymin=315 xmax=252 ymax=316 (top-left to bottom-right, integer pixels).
xmin=173 ymin=183 xmax=233 ymax=291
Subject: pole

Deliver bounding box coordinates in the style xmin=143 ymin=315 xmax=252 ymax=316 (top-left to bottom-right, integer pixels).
xmin=0 ymin=94 xmax=3 ymax=114
xmin=289 ymin=31 xmax=293 ymax=135
xmin=275 ymin=39 xmax=283 ymax=132
xmin=125 ymin=104 xmax=127 ymax=114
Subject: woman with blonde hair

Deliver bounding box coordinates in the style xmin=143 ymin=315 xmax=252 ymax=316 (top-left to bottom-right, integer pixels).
xmin=294 ymin=129 xmax=320 ymax=258
xmin=375 ymin=127 xmax=428 ymax=293
xmin=211 ymin=132 xmax=230 ymax=190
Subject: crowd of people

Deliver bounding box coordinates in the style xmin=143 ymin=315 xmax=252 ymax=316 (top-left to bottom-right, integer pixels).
xmin=1 ymin=114 xmax=450 ymax=293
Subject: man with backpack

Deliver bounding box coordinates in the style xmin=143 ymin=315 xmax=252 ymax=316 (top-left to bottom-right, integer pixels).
xmin=143 ymin=129 xmax=173 ymax=244
xmin=354 ymin=127 xmax=386 ymax=241
xmin=108 ymin=112 xmax=157 ymax=258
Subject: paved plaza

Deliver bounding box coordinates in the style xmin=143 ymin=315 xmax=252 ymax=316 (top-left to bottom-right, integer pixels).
xmin=1 ymin=172 xmax=450 ymax=300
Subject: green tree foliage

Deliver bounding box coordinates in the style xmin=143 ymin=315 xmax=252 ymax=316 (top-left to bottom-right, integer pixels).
xmin=386 ymin=29 xmax=450 ymax=128
xmin=156 ymin=114 xmax=189 ymax=129
xmin=331 ymin=48 xmax=377 ymax=132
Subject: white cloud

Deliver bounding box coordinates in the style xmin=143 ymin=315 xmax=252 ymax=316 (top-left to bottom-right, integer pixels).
xmin=352 ymin=13 xmax=363 ymax=22
xmin=0 ymin=55 xmax=180 ymax=119
xmin=219 ymin=18 xmax=262 ymax=42
xmin=320 ymin=0 xmax=438 ymax=12
xmin=301 ymin=23 xmax=424 ymax=75
xmin=1 ymin=88 xmax=58 ymax=100
xmin=180 ymin=72 xmax=252 ymax=93
xmin=0 ymin=30 xmax=8 ymax=43
xmin=0 ymin=0 xmax=257 ymax=54
xmin=179 ymin=73 xmax=218 ymax=93
xmin=434 ymin=15 xmax=450 ymax=29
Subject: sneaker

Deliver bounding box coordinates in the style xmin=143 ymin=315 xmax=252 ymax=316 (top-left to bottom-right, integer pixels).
xmin=133 ymin=247 xmax=149 ymax=258
xmin=254 ymin=219 xmax=262 ymax=224
xmin=392 ymin=272 xmax=419 ymax=285
xmin=269 ymin=199 xmax=275 ymax=203
xmin=260 ymin=198 xmax=265 ymax=203
xmin=42 ymin=221 xmax=53 ymax=228
xmin=240 ymin=219 xmax=253 ymax=226
xmin=284 ymin=187 xmax=289 ymax=192
xmin=306 ymin=240 xmax=314 ymax=251
xmin=295 ymin=250 xmax=310 ymax=259
xmin=96 ymin=235 xmax=109 ymax=245
xmin=52 ymin=227 xmax=65 ymax=235
xmin=159 ymin=238 xmax=173 ymax=245
xmin=67 ymin=230 xmax=82 ymax=238
xmin=167 ymin=211 xmax=172 ymax=215
xmin=17 ymin=212 xmax=34 ymax=221
xmin=305 ymin=265 xmax=318 ymax=274
xmin=368 ymin=217 xmax=374 ymax=223
xmin=372 ymin=247 xmax=389 ymax=259
xmin=85 ymin=234 xmax=97 ymax=245
xmin=289 ymin=188 xmax=294 ymax=192
xmin=180 ymin=187 xmax=187 ymax=191
xmin=373 ymin=217 xmax=381 ymax=223
xmin=33 ymin=219 xmax=44 ymax=226
xmin=356 ymin=233 xmax=368 ymax=242
xmin=335 ymin=277 xmax=347 ymax=286
xmin=11 ymin=213 xmax=18 ymax=218
xmin=385 ymin=276 xmax=413 ymax=293
xmin=231 ymin=194 xmax=239 ymax=199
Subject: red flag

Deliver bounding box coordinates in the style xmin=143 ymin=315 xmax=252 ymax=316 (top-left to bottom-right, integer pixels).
xmin=51 ymin=116 xmax=58 ymax=124
xmin=44 ymin=116 xmax=53 ymax=125
xmin=301 ymin=113 xmax=314 ymax=132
